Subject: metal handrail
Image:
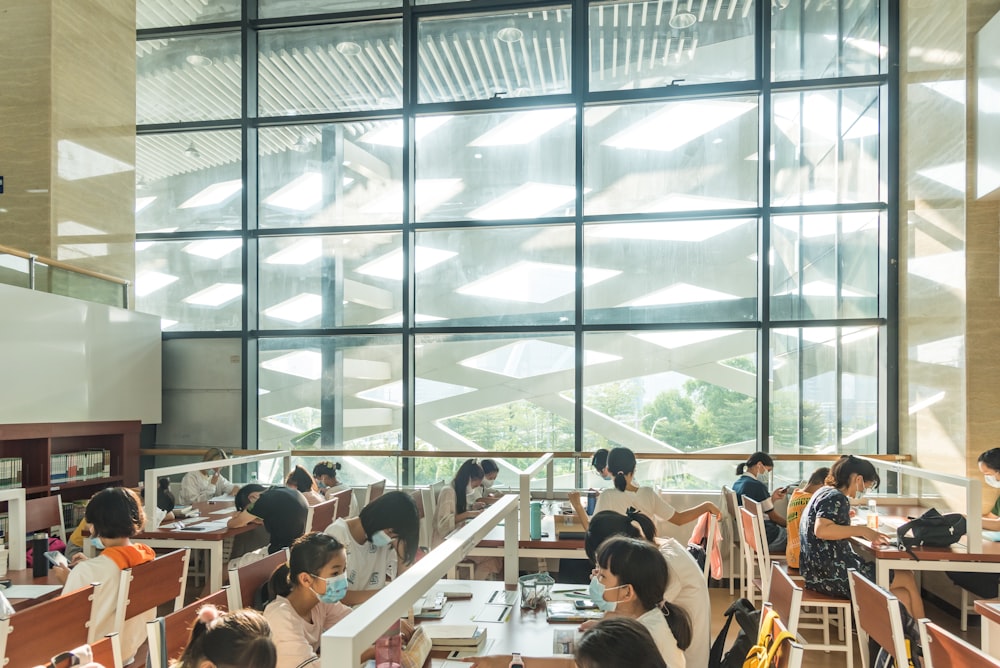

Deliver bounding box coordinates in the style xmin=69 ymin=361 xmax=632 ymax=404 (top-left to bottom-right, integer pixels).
xmin=0 ymin=242 xmax=130 ymax=308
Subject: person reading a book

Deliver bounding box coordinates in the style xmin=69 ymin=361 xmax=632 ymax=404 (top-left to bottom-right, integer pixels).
xmin=434 ymin=459 xmax=502 ymax=579
xmin=178 ymin=447 xmax=240 ymax=505
xmin=323 ymin=491 xmax=420 ymax=605
xmin=584 ymin=509 xmax=708 ymax=668
xmin=467 ymin=458 xmax=502 ymax=508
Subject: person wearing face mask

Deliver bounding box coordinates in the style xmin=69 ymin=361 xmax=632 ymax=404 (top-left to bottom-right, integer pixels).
xmin=178 ymin=447 xmax=241 ymax=505
xmin=566 ymin=449 xmax=614 ymax=530
xmin=799 ymin=455 xmax=925 ymax=618
xmin=51 ymin=487 xmax=156 ymax=663
xmin=312 ymin=460 xmax=360 ymax=517
xmin=323 ymin=491 xmax=420 ymax=605
xmin=434 ymin=459 xmax=502 ymax=579
xmin=733 ymin=451 xmax=789 ymax=552
xmin=467 ymin=458 xmax=501 ymax=508
xmin=946 ymin=448 xmax=1000 ymax=597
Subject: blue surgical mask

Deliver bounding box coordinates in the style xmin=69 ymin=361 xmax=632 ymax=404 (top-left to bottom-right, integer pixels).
xmin=588 ymin=576 xmax=625 ymax=612
xmin=601 ymin=472 xmax=613 ymax=481
xmin=311 ymin=573 xmax=348 ymax=604
xmin=90 ymin=536 xmax=105 ymax=550
xmin=371 ymin=530 xmax=392 ymax=548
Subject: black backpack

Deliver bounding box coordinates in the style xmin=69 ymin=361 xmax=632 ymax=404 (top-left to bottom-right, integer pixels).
xmin=896 ymin=508 xmax=966 ymax=560
xmin=709 ymin=597 xmax=760 ymax=668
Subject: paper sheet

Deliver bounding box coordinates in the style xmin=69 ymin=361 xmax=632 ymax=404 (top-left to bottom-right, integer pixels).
xmin=172 ymin=520 xmax=230 ymax=532
xmin=1 ymin=584 xmax=62 ymax=598
xmin=208 ymin=495 xmax=235 ymax=503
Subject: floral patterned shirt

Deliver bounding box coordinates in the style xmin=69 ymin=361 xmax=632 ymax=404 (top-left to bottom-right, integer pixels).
xmin=799 ymin=485 xmax=873 ymax=597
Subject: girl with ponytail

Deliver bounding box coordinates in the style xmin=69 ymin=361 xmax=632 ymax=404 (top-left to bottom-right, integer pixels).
xmin=173 ymin=605 xmax=276 ymax=668
xmin=733 ymin=451 xmax=789 ymax=552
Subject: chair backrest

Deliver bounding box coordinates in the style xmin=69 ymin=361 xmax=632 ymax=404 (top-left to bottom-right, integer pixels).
xmin=89 ymin=633 xmax=125 ymax=668
xmin=0 ymin=584 xmax=98 ymax=667
xmin=25 ymin=493 xmax=67 ymax=542
xmin=722 ymin=485 xmax=744 ymax=543
xmin=113 ymin=548 xmax=189 ymax=633
xmin=918 ymin=618 xmax=1000 ymax=668
xmin=739 ymin=506 xmax=768 ymax=581
xmin=742 ymin=495 xmax=769 ymax=531
xmin=331 ymin=487 xmax=353 ymax=519
xmin=228 ymin=547 xmax=289 ymax=610
xmin=768 ymin=562 xmax=803 ymax=631
xmin=146 ymin=588 xmax=230 ymax=668
xmin=309 ymin=496 xmax=339 ymax=533
xmin=364 ymin=479 xmax=386 ymax=506
xmin=849 ymin=569 xmax=909 ymax=668
xmin=761 ymin=604 xmax=805 ymax=668
xmin=702 ymin=512 xmax=718 ymax=581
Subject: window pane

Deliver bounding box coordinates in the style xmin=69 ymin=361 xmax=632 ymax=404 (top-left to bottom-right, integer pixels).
xmin=135 ymin=238 xmax=243 ymax=331
xmin=137 ymin=130 xmax=242 ymax=234
xmin=137 ymin=34 xmax=242 ymax=124
xmin=258 ymin=232 xmax=403 ymax=329
xmin=259 ymin=336 xmax=402 ymax=485
xmin=589 ymin=0 xmax=755 ymax=92
xmin=259 ymin=0 xmax=401 ymax=19
xmin=770 ymin=212 xmax=881 ymax=321
xmin=772 ymin=87 xmax=881 ymax=206
xmin=583 ymin=330 xmax=757 ymax=490
xmin=414 ymin=109 xmax=576 ymax=222
xmin=417 ymin=7 xmax=572 ymax=103
xmin=137 ymin=0 xmax=240 ymax=30
xmin=259 ymin=122 xmax=403 ymax=228
xmin=584 ymin=218 xmax=757 ymax=324
xmin=414 ymin=226 xmax=579 ymax=326
xmin=771 ymin=326 xmax=879 ymax=453
xmin=584 ymin=97 xmax=758 ymax=215
xmin=772 ymin=0 xmax=882 ymax=81
xmin=258 ymin=21 xmax=403 ymax=117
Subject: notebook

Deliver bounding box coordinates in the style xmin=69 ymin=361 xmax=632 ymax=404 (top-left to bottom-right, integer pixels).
xmin=544 ymin=600 xmax=604 ymax=623
xmin=423 ymin=625 xmax=487 ymax=650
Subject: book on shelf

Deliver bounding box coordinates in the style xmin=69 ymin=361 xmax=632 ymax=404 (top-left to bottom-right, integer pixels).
xmin=423 ymin=624 xmax=487 ymax=650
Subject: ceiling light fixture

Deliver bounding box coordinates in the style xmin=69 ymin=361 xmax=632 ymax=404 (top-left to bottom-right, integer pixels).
xmin=335 ymin=41 xmax=362 ymax=56
xmin=669 ymin=11 xmax=697 ymax=30
xmin=290 ymin=134 xmax=312 ymax=152
xmin=497 ymin=27 xmax=524 ymax=43
xmin=184 ymin=142 xmax=201 ymax=159
xmin=185 ymin=47 xmax=213 ymax=67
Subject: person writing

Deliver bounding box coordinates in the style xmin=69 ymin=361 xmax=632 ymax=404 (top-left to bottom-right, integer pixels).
xmin=228 ymin=484 xmax=309 ymax=555
xmin=178 ymin=447 xmax=240 ymax=505
xmin=733 ymin=451 xmax=788 ymax=552
xmin=434 ymin=459 xmax=501 ymax=579
xmin=467 ymin=458 xmax=501 ymax=508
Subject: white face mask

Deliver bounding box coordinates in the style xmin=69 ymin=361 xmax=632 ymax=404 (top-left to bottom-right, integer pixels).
xmin=482 ymin=479 xmax=494 ymax=489
xmin=986 ymin=475 xmax=1000 ymax=489
xmin=466 ymin=483 xmax=476 ymax=495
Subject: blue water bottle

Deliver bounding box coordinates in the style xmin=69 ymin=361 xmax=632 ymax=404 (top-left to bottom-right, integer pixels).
xmin=586 ymin=490 xmax=597 ymax=515
xmin=529 ymin=501 xmax=542 ymax=540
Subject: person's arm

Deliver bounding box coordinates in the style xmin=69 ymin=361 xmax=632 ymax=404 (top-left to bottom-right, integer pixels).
xmin=341 ymin=588 xmax=379 ymax=606
xmin=227 ymin=508 xmax=261 ymax=528
xmin=814 ymin=517 xmax=887 ymax=546
xmin=435 ymin=488 xmax=457 ymax=539
xmin=669 ymin=501 xmax=723 ymax=526
xmin=766 ymin=508 xmax=787 ymax=527
xmin=567 ymin=491 xmax=590 ymax=530
xmin=178 ymin=472 xmax=204 ymax=505
xmin=984 ymin=516 xmax=1000 ymax=531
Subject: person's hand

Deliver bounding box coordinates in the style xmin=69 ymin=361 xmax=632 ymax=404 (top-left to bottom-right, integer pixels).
xmin=399 ymin=617 xmax=414 ymax=642
xmin=52 ymin=564 xmax=71 ymax=585
xmin=705 ymin=502 xmax=722 ymax=519
xmin=577 ymin=618 xmax=599 ymax=632
xmin=862 ymin=527 xmax=889 ymax=547
xmin=70 ymin=552 xmax=88 ymax=565
xmin=849 ymin=508 xmax=857 ymax=518
xmin=772 ymin=487 xmax=788 ymax=500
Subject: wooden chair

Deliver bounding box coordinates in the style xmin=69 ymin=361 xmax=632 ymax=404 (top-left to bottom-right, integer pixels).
xmin=227 ymin=547 xmax=289 ymax=610
xmin=25 ymin=493 xmax=68 ymax=542
xmin=760 ymin=603 xmax=806 ymax=668
xmin=308 ymin=496 xmax=339 ymax=532
xmin=743 ymin=495 xmax=785 ymax=557
xmin=918 ymin=617 xmax=1000 ymax=668
xmin=42 ymin=633 xmax=124 ymax=668
xmin=364 ymin=478 xmax=386 ymax=506
xmin=701 ymin=511 xmax=718 ymax=582
xmin=739 ymin=506 xmax=773 ymax=606
xmin=111 ymin=548 xmax=189 ymax=641
xmin=0 ymin=584 xmax=99 ymax=667
xmin=722 ymin=485 xmax=745 ymax=596
xmin=331 ymin=487 xmax=354 ymax=519
xmin=768 ymin=562 xmax=854 ymax=668
xmin=959 ymin=582 xmax=1000 ymax=631
xmin=848 ymin=569 xmax=909 ymax=668
xmin=146 ymin=588 xmax=230 ymax=668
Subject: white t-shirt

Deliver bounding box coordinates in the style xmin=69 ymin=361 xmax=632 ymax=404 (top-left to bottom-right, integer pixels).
xmin=178 ymin=470 xmax=236 ymax=505
xmin=323 ymin=518 xmax=396 ymax=590
xmin=263 ymin=595 xmax=351 ymax=668
xmin=594 ymin=486 xmax=677 ymax=526
xmin=659 ymin=538 xmax=710 ymax=668
xmin=637 ymin=607 xmax=687 ymax=668
xmin=433 ymin=485 xmax=459 ymax=546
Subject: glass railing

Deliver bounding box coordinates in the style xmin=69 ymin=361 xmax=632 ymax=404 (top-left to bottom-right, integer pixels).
xmin=0 ymin=243 xmax=129 ymax=309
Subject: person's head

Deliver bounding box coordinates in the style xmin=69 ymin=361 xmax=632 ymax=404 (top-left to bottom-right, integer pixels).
xmin=480 ymin=459 xmax=499 ymax=488
xmin=234 ymin=484 xmax=268 ymax=512
xmin=312 ymin=460 xmax=342 ymax=489
xmin=584 ymin=509 xmax=656 ymax=564
xmin=804 ymin=466 xmax=830 ymax=492
xmin=606 ymin=447 xmax=637 ymax=492
xmin=736 ymin=451 xmax=774 ymax=478
xmin=269 ymin=532 xmax=347 ymax=604
xmin=86 ymin=487 xmax=145 ymax=539
xmin=285 ymin=465 xmax=318 ymax=494
xmin=979 ymin=449 xmax=1000 ymax=488
xmin=453 ymin=459 xmax=485 ymax=514
xmin=175 ymin=605 xmax=276 ymax=668
xmin=202 ymin=447 xmax=229 ymax=475
xmin=157 ymin=477 xmax=175 ymax=513
xmin=358 ymin=491 xmax=419 ymax=565
xmin=575 ymin=617 xmax=667 ymax=668
xmin=592 ymin=536 xmax=691 ymax=650
xmin=591 ymin=449 xmax=610 ymax=480
xmin=826 ymin=455 xmax=880 ymax=497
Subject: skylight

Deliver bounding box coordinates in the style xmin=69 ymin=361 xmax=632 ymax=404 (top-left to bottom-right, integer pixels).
xmin=264 ymin=406 xmax=321 ymax=433
xmin=262 ymin=172 xmax=323 ymax=211
xmin=371 ymin=312 xmax=447 ymax=325
xmin=357 ymin=378 xmax=475 ymax=406
xmin=625 ymin=283 xmax=740 ymax=307
xmin=135 ymin=196 xmax=157 ymax=213
xmin=632 ymin=330 xmax=741 ymax=350
xmin=359 ymin=116 xmax=453 ymax=147
xmin=469 ymin=108 xmax=575 ymax=146
xmin=457 ymin=261 xmax=620 ymax=304
xmin=261 ymin=350 xmax=322 ymax=380
xmin=263 ymin=293 xmax=323 ymax=323
xmin=182 ymin=238 xmax=243 ymax=259
xmin=135 ymin=270 xmax=179 ymax=297
xmin=603 ymin=100 xmax=755 ymax=152
xmin=775 ymin=281 xmax=865 ymax=298
xmin=355 ymin=246 xmax=457 ymax=281
xmin=459 ymin=340 xmax=620 ymax=379
xmin=587 ymin=219 xmax=752 ymax=243
xmin=468 ymin=182 xmax=578 ymax=220
xmin=359 ymin=178 xmax=465 ymax=217
xmin=264 ymin=238 xmax=323 ymax=265
xmin=178 ymin=179 xmax=243 ymax=209
xmin=773 ymin=213 xmax=878 ymax=239
xmin=182 ymin=282 xmax=242 ymax=307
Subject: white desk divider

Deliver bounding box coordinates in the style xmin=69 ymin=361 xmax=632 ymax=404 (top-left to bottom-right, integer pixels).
xmin=857 ymin=455 xmax=984 ymax=553
xmin=142 ymin=450 xmax=292 ymax=528
xmin=321 ymin=494 xmax=519 ymax=667
xmin=0 ymin=487 xmax=26 ymax=569
xmin=519 ymin=453 xmax=554 ymax=540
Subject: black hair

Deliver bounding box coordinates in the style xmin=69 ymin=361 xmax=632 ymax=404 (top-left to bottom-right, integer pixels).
xmin=268 ymin=532 xmax=345 ymax=599
xmin=86 ymin=487 xmax=145 ymax=539
xmin=736 ymin=451 xmax=774 ymax=476
xmin=575 ymin=617 xmax=667 ymax=668
xmin=480 ymin=459 xmax=499 ymax=476
xmin=584 ymin=508 xmax=656 ymax=564
xmin=826 ymin=455 xmax=880 ymax=491
xmin=452 ymin=459 xmax=485 ymax=515
xmin=157 ymin=477 xmax=175 ymax=513
xmin=979 ymin=449 xmax=1000 ymax=472
xmin=285 ymin=465 xmax=318 ymax=494
xmin=607 ymin=447 xmax=637 ymax=492
xmin=359 ymin=491 xmax=420 ymax=565
xmin=312 ymin=460 xmax=342 ymax=482
xmin=235 ymin=484 xmax=268 ymax=512
xmin=595 ymin=536 xmax=692 ymax=652
xmin=203 ymin=447 xmax=229 ymax=462
xmin=591 ymin=449 xmax=609 ymax=474
xmin=176 ymin=606 xmax=276 ymax=668
xmin=806 ymin=466 xmax=830 ymax=487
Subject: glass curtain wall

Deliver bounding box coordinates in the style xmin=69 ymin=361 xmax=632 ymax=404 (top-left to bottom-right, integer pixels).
xmin=135 ymin=0 xmax=895 ymax=490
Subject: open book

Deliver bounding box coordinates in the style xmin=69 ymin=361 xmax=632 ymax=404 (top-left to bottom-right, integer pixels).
xmin=423 ymin=625 xmax=487 ymax=650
